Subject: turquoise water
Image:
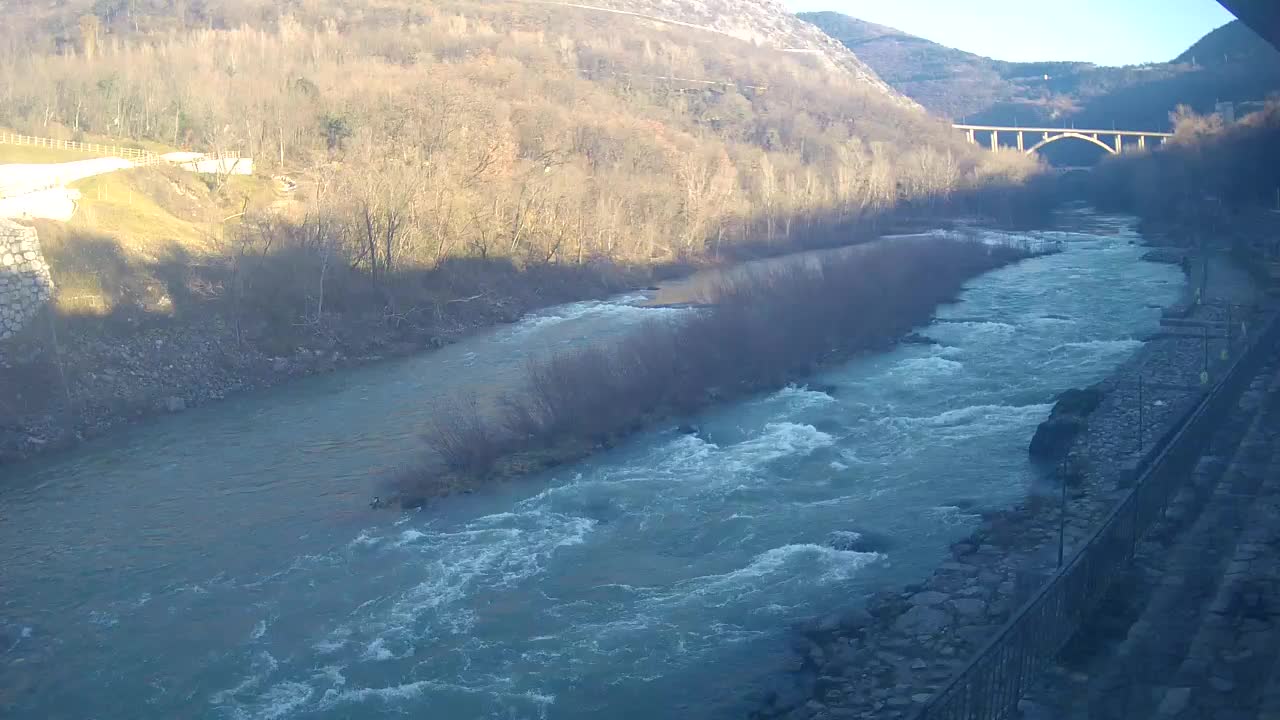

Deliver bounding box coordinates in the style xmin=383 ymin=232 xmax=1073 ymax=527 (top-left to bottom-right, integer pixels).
xmin=0 ymin=212 xmax=1183 ymax=719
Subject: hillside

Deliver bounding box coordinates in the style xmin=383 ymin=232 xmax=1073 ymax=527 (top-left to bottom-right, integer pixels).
xmin=0 ymin=0 xmax=1048 ymax=460
xmin=802 ymin=13 xmax=1280 ymax=132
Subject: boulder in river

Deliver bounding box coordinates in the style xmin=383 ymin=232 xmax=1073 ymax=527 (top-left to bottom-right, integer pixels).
xmin=827 ymin=529 xmax=894 ymax=554
xmin=1028 ymin=385 xmax=1107 ymax=461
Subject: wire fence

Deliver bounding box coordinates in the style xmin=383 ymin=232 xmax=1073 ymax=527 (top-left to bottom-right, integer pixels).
xmin=913 ymin=304 xmax=1280 ymax=720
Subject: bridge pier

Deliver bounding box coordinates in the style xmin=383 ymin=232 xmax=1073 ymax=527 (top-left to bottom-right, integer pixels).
xmin=1017 ymin=131 xmax=1025 ymax=152
xmin=1116 ymin=134 xmax=1123 ymax=153
xmin=1139 ymin=135 xmax=1146 ymax=150
xmin=967 ymin=129 xmax=975 ymax=145
xmin=990 ymin=130 xmax=998 ymax=152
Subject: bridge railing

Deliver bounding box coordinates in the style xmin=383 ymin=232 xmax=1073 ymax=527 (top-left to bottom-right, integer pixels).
xmin=0 ymin=132 xmax=161 ymax=165
xmin=912 ymin=305 xmax=1280 ymax=720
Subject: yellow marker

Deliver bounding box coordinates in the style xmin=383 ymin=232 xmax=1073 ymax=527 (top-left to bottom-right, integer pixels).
xmin=1221 ymin=349 xmax=1229 ymax=361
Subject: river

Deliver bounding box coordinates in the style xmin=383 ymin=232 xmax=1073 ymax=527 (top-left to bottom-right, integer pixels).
xmin=0 ymin=210 xmax=1183 ymax=719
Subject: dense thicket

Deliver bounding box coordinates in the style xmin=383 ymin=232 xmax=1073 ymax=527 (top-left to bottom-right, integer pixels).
xmin=1089 ymin=103 xmax=1280 ymax=226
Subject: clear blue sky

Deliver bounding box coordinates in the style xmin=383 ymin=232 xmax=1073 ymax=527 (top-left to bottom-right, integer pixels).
xmin=783 ymin=0 xmax=1237 ymax=65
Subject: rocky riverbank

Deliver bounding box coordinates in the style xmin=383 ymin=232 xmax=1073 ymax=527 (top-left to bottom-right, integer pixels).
xmin=0 ymin=268 xmax=643 ymax=466
xmin=751 ymin=241 xmax=1268 ymax=719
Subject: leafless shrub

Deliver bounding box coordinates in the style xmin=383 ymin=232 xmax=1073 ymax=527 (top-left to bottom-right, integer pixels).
xmin=419 ymin=237 xmax=1037 ymax=487
xmin=423 ymin=395 xmax=509 ymax=477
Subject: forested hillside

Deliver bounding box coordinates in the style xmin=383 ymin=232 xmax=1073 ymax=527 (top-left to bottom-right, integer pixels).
xmin=803 ymin=13 xmax=1280 ymax=132
xmin=0 ymin=0 xmax=1050 ymax=456
xmin=0 ymin=0 xmax=1041 ymax=278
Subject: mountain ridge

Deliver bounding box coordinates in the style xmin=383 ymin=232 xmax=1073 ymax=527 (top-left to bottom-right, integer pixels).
xmin=800 ymin=12 xmax=1280 ymax=131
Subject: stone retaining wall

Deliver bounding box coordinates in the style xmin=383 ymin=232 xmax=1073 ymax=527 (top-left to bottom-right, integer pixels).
xmin=0 ymin=218 xmax=54 ymax=340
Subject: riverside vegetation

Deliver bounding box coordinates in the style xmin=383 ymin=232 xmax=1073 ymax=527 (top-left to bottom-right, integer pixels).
xmin=1087 ymin=100 xmax=1280 ymax=278
xmin=0 ymin=0 xmax=1053 ymax=461
xmin=395 ymin=235 xmax=1050 ymax=505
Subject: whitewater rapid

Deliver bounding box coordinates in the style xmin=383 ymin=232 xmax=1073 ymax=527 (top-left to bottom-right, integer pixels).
xmin=1 ymin=213 xmax=1184 ymax=719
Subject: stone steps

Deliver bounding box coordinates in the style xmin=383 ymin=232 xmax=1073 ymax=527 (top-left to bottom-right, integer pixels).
xmin=1019 ymin=364 xmax=1280 ymax=720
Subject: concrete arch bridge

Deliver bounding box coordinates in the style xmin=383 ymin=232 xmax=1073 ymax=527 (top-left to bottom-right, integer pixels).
xmin=953 ymin=124 xmax=1175 ymax=155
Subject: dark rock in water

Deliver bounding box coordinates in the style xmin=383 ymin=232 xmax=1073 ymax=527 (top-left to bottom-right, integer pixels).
xmin=677 ymin=424 xmax=700 ymax=436
xmin=950 ymin=498 xmax=977 ymax=510
xmin=1029 ymin=385 xmax=1107 ymax=461
xmin=827 ymin=529 xmax=893 ymax=554
xmin=901 ymin=332 xmax=939 ymax=345
xmin=1029 ymin=415 xmax=1087 ymax=460
xmin=808 ymin=383 xmax=839 ymax=397
xmin=1053 ymin=386 xmax=1106 ymax=416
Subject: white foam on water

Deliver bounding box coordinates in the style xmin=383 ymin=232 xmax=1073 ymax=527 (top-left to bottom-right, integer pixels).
xmin=250 ymin=620 xmax=268 ymax=641
xmin=313 ymin=510 xmax=598 ymax=662
xmin=876 ymin=404 xmax=1053 ymax=444
xmin=771 ymin=384 xmax=836 ymax=409
xmin=392 ymin=529 xmax=427 ymax=547
xmin=234 ymin=681 xmax=313 ymax=720
xmin=892 ymin=356 xmax=964 ymax=383
xmin=829 ymin=460 xmax=849 ymax=471
xmin=313 ymin=665 xmax=347 ymax=688
xmin=317 ymin=679 xmax=433 ymax=707
xmin=312 ymin=634 xmax=347 ymax=655
xmin=926 ymin=505 xmax=982 ymax=526
xmin=1050 ymin=339 xmax=1143 ymax=355
xmin=210 ymin=651 xmax=279 ymax=705
xmin=670 ymin=543 xmax=882 ymax=603
xmin=827 ymin=530 xmax=862 ymax=545
xmin=498 ymin=296 xmax=687 ymax=344
xmin=348 ymin=530 xmax=382 ymax=548
xmin=87 ymin=610 xmax=118 ymax=628
xmin=1029 ymin=315 xmax=1077 ymax=326
xmin=361 ymin=637 xmax=398 ymax=661
xmin=313 ymin=677 xmax=556 ymax=716
xmin=723 ymin=423 xmax=835 ymax=471
xmin=941 ymin=320 xmax=1016 ymax=335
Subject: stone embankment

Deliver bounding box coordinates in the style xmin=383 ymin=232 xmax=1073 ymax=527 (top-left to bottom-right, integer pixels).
xmin=752 ymin=247 xmax=1267 ymax=720
xmin=0 ymin=219 xmax=53 ymax=340
xmin=0 ymin=247 xmax=636 ymax=464
xmin=1024 ymin=360 xmax=1280 ymax=720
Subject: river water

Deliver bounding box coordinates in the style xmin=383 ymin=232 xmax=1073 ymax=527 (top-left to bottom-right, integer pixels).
xmin=1 ymin=211 xmax=1183 ymax=719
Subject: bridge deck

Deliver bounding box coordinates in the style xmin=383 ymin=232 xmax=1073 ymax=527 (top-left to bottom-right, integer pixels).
xmin=953 ymin=123 xmax=1174 ymax=137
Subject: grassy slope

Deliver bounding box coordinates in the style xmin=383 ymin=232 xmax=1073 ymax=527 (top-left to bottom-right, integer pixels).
xmin=0 ymin=140 xmax=277 ymax=313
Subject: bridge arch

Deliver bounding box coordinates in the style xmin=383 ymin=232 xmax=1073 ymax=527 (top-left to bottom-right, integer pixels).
xmin=1024 ymin=132 xmax=1117 ymax=156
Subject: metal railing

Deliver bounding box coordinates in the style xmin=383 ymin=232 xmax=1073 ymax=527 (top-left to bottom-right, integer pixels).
xmin=914 ymin=306 xmax=1280 ymax=720
xmin=0 ymin=132 xmax=162 ymax=166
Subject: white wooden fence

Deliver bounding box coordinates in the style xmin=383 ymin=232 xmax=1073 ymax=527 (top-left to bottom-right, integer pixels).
xmin=0 ymin=132 xmax=162 ymax=166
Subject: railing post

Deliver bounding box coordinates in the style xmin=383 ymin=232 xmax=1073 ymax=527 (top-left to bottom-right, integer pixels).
xmin=1138 ymin=375 xmax=1144 ymax=454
